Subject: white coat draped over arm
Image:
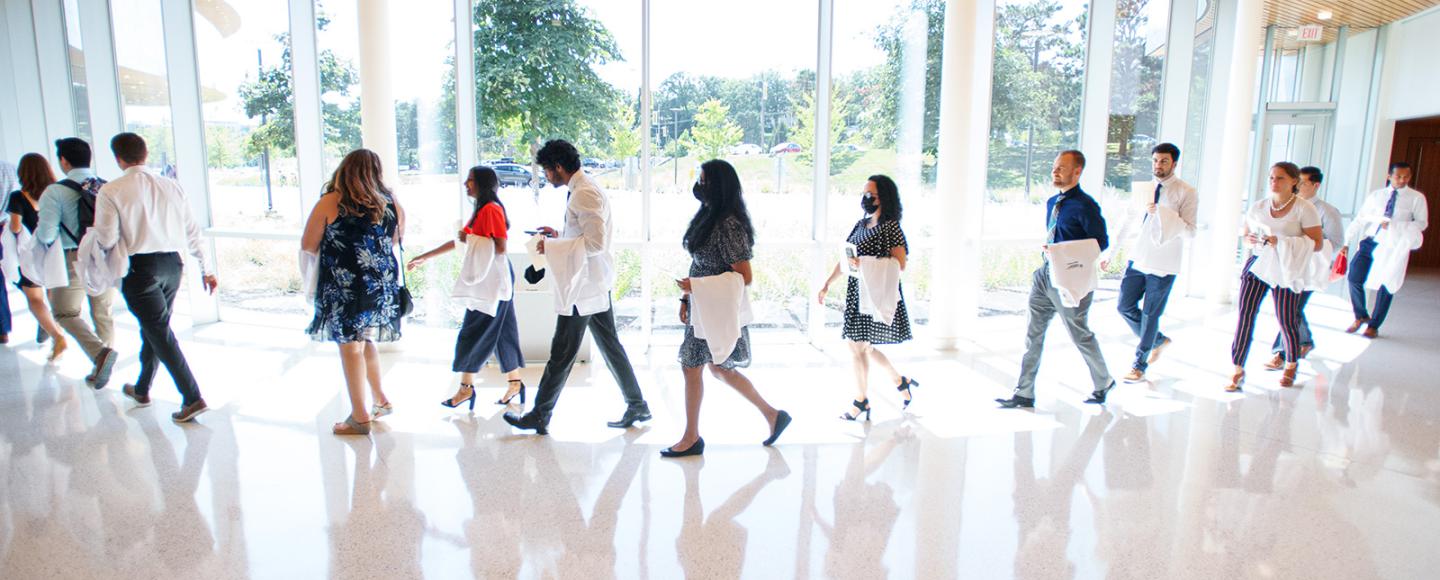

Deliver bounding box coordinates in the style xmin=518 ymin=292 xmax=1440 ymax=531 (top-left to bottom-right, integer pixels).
xmin=856 ymin=256 xmax=902 ymax=326
xmin=688 ymin=271 xmax=752 ymax=363
xmin=452 ymin=234 xmax=514 ymax=316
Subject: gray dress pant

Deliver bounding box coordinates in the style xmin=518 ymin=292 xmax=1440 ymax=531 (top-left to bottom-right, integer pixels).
xmin=1015 ymin=264 xmax=1113 ymax=398
xmin=49 ymin=251 xmax=115 ymax=361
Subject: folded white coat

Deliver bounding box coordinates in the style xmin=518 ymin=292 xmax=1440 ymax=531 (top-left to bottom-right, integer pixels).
xmin=524 ymin=233 xmax=548 ymax=271
xmin=17 ymin=228 xmax=67 ymax=288
xmin=77 ymin=232 xmax=128 ymax=296
xmin=1128 ymin=205 xmax=1187 ymax=276
xmin=299 ymin=250 xmax=319 ymax=304
xmin=1249 ymin=235 xmax=1316 ymax=292
xmin=0 ymin=227 xmax=19 ymax=282
xmin=1299 ymin=240 xmax=1337 ymax=292
xmin=1367 ymin=221 xmax=1424 ymax=292
xmin=451 ymin=234 xmax=514 ymax=316
xmin=1045 ymin=239 xmax=1100 ymax=308
xmin=689 ymin=271 xmax=752 ymax=364
xmin=856 ymin=256 xmax=901 ymax=326
xmin=542 ymin=236 xmax=591 ymax=315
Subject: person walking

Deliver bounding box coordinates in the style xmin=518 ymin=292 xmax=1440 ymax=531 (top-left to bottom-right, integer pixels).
xmin=1262 ymin=165 xmax=1343 ymax=368
xmin=996 ymin=151 xmax=1114 ymax=409
xmin=661 ymin=159 xmax=790 ymax=458
xmin=7 ymin=154 xmax=68 ymax=354
xmin=817 ymin=174 xmax=918 ymax=421
xmin=92 ymin=133 xmax=218 ymax=422
xmin=34 ymin=138 xmax=118 ymax=385
xmin=1341 ymin=162 xmax=1428 ymax=339
xmin=301 ymin=149 xmax=404 ymax=435
xmin=406 ymin=166 xmax=527 ymax=410
xmin=1224 ymin=162 xmax=1323 ymax=392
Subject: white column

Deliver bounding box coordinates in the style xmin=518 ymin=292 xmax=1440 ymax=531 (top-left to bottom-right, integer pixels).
xmin=31 ymin=0 xmax=76 ymax=144
xmin=1158 ymin=0 xmax=1197 ymax=145
xmin=1078 ymin=0 xmax=1116 ymax=195
xmin=160 ymin=0 xmax=218 ymax=323
xmin=77 ymin=0 xmax=123 ymax=178
xmin=5 ymin=0 xmax=49 ymax=157
xmin=357 ymin=0 xmax=399 ymax=188
xmin=1201 ymin=0 xmax=1264 ymax=304
xmin=640 ymin=0 xmax=653 ymax=342
xmin=453 ymin=0 xmax=476 ymax=205
xmin=289 ymin=0 xmax=325 ymax=211
xmin=930 ymin=0 xmax=996 ymax=348
xmin=807 ymin=0 xmax=834 ymax=341
xmin=0 ymin=1 xmax=22 ymax=161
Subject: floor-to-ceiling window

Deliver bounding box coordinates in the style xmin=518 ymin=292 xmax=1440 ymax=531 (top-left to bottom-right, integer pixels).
xmin=983 ymin=0 xmax=1089 ymax=312
xmin=61 ymin=0 xmax=90 ymax=142
xmin=1181 ymin=0 xmax=1217 ymax=188
xmin=111 ymin=0 xmax=176 ymax=170
xmin=1100 ymin=0 xmax=1170 ymax=228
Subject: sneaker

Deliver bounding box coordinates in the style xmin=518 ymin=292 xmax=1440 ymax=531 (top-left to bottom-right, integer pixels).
xmin=1122 ymin=368 xmax=1146 ymax=383
xmin=1263 ymin=352 xmax=1285 ymax=371
xmin=172 ymin=400 xmax=208 ymax=423
xmin=87 ymin=347 xmax=118 ymax=389
xmin=1146 ymin=337 xmax=1173 ymax=364
xmin=122 ymin=384 xmax=151 ymax=407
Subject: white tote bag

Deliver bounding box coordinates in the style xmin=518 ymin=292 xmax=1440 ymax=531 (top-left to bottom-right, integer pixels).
xmin=18 ymin=231 xmax=68 ymax=288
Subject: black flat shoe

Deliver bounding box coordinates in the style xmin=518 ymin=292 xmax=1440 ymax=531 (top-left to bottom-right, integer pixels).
xmin=1083 ymin=382 xmax=1114 ymax=405
xmin=607 ymin=406 xmax=653 ymax=429
xmin=503 ymin=412 xmax=548 ymax=435
xmin=762 ymin=411 xmax=791 ymax=446
xmin=660 ymin=437 xmax=705 ymax=458
xmin=996 ymin=395 xmax=1035 ymax=409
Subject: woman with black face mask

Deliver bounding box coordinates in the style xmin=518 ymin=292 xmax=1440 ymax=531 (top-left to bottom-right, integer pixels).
xmin=817 ymin=175 xmax=917 ymax=421
xmin=662 ymin=159 xmax=791 ymax=457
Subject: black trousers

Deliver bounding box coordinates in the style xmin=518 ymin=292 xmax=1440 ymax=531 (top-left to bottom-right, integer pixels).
xmin=122 ymin=252 xmax=202 ymax=406
xmin=527 ymin=302 xmax=646 ymax=422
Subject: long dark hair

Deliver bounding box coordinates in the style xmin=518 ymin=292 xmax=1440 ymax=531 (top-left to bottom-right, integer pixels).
xmin=17 ymin=153 xmax=55 ymax=200
xmin=684 ymin=159 xmax=755 ymax=251
xmin=868 ymin=174 xmax=903 ymax=223
xmin=468 ymin=165 xmax=509 ymax=228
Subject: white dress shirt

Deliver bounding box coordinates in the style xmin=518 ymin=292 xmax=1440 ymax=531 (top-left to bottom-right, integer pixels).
xmin=548 ymin=170 xmax=616 ymax=316
xmin=1346 ymin=186 xmax=1429 ymax=247
xmin=90 ymin=166 xmax=211 ymax=275
xmin=1108 ymin=173 xmax=1198 ymax=276
xmin=1310 ymin=197 xmax=1345 ymax=248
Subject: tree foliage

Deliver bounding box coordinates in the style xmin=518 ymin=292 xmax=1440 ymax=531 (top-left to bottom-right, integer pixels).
xmin=238 ymin=14 xmax=361 ymax=161
xmin=681 ymin=99 xmax=743 ymax=161
xmin=607 ymin=98 xmax=640 ymax=161
xmin=793 ymin=92 xmax=862 ymax=176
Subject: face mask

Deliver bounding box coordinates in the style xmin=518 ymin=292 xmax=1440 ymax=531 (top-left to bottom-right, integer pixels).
xmin=861 ymin=196 xmax=878 ymax=214
xmin=693 ymin=182 xmax=705 ymax=202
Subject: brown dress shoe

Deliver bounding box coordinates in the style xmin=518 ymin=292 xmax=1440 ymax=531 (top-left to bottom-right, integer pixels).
xmin=1362 ymin=327 xmax=1379 ymax=339
xmin=1345 ymin=318 xmax=1369 ymax=333
xmin=1147 ymin=337 xmax=1173 ymax=364
xmin=1279 ymin=366 xmax=1297 ymax=387
xmin=1122 ymin=368 xmax=1145 ymax=383
xmin=1263 ymin=352 xmax=1285 ymax=371
xmin=171 ymin=400 xmax=208 ymax=423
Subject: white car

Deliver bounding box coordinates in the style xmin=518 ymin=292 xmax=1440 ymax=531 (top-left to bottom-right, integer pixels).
xmin=729 ymin=143 xmax=763 ymax=155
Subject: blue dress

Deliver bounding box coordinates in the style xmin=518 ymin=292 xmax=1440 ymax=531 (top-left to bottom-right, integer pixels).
xmin=307 ymin=199 xmax=403 ymax=343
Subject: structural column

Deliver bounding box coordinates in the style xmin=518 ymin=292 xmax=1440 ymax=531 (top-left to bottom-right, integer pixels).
xmin=1078 ymin=0 xmax=1116 ymax=195
xmin=77 ymin=0 xmax=124 ymax=177
xmin=288 ymin=0 xmax=325 ymax=210
xmin=357 ymin=0 xmax=399 ymax=188
xmin=4 ymin=0 xmax=49 ymax=158
xmin=930 ymin=0 xmax=996 ymax=348
xmin=30 ymin=0 xmax=76 ymax=145
xmin=1158 ymin=0 xmax=1198 ymax=145
xmin=1202 ymin=0 xmax=1264 ymax=303
xmin=160 ymin=0 xmax=218 ymax=323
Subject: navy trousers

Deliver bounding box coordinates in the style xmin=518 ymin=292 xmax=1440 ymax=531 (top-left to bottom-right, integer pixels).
xmin=1116 ymin=263 xmax=1176 ymax=371
xmin=1347 ymin=238 xmax=1394 ymax=330
xmin=0 ymin=270 xmax=11 ymax=336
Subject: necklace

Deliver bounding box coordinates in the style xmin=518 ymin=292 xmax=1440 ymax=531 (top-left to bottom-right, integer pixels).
xmin=1270 ymin=194 xmax=1296 ymax=213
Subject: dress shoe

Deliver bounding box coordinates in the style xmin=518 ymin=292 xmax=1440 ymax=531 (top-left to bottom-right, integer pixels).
xmin=607 ymin=406 xmax=653 ymax=429
xmin=762 ymin=410 xmax=791 ymax=446
xmin=1279 ymin=366 xmax=1298 ymax=387
xmin=1147 ymin=337 xmax=1173 ymax=364
xmin=1362 ymin=327 xmax=1379 ymax=339
xmin=0 ymin=333 xmax=8 ymax=345
xmin=660 ymin=437 xmax=705 ymax=458
xmin=503 ymin=412 xmax=549 ymax=435
xmin=1084 ymin=383 xmax=1113 ymax=405
xmin=122 ymin=384 xmax=151 ymax=407
xmin=1122 ymin=368 xmax=1145 ymax=383
xmin=171 ymin=399 xmax=208 ymax=423
xmin=1345 ymin=318 xmax=1369 ymax=333
xmin=995 ymin=395 xmax=1035 ymax=409
xmin=87 ymin=347 xmax=118 ymax=389
xmin=1263 ymin=352 xmax=1285 ymax=371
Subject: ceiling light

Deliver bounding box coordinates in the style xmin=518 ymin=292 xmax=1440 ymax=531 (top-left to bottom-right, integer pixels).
xmin=1318 ymin=10 xmax=1333 ymax=20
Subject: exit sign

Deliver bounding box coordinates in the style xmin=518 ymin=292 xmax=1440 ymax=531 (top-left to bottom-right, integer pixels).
xmin=1298 ymin=24 xmax=1324 ymax=42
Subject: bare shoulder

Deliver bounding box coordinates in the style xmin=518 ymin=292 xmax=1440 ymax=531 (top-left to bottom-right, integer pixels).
xmin=311 ymin=192 xmax=341 ymax=218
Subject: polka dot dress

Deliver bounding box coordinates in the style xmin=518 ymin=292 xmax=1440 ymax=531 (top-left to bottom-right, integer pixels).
xmin=842 ymin=218 xmax=912 ymax=344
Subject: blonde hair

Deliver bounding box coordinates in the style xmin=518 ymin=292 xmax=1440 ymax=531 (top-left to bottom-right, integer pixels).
xmin=326 ymin=149 xmax=392 ymax=224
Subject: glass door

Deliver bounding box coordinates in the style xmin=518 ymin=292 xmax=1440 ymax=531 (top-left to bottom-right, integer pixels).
xmin=1251 ymin=104 xmax=1334 ymax=206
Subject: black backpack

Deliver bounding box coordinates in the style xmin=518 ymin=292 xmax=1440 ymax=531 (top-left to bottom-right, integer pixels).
xmin=56 ymin=177 xmax=107 ymax=243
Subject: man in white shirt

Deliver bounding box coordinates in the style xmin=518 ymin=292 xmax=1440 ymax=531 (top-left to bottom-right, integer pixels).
xmin=1342 ymin=162 xmax=1429 ymax=339
xmin=1263 ymin=166 xmax=1343 ymax=368
xmin=504 ymin=139 xmax=650 ymax=435
xmin=1102 ymin=143 xmax=1198 ymax=382
xmin=91 ymin=133 xmax=218 ymax=423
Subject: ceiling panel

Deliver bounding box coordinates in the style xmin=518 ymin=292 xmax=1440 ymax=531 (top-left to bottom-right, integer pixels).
xmin=1263 ymin=0 xmax=1440 ymax=46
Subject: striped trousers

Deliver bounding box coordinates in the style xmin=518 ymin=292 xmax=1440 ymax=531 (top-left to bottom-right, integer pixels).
xmin=1231 ymin=257 xmax=1304 ymax=367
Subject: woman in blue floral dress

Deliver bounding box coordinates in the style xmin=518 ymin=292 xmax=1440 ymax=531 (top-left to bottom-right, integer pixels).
xmin=301 ymin=149 xmax=406 ymax=435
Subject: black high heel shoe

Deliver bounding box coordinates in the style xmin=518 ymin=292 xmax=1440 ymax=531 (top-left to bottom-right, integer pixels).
xmin=660 ymin=437 xmax=705 ymax=458
xmin=897 ymin=376 xmax=919 ymax=410
xmin=840 ymin=399 xmax=871 ymax=421
xmin=442 ymin=383 xmax=477 ymax=410
xmin=496 ymin=379 xmax=526 ymax=405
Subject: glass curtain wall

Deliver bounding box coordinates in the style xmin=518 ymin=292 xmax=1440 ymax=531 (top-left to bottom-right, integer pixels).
xmin=61 ymin=0 xmax=91 ymax=142
xmin=982 ymin=0 xmax=1089 ymax=312
xmin=1180 ymin=0 xmax=1217 ymax=187
xmin=825 ymin=0 xmax=947 ymax=329
xmin=111 ymin=0 xmax=177 ymax=170
xmin=1100 ymin=0 xmax=1170 ymax=231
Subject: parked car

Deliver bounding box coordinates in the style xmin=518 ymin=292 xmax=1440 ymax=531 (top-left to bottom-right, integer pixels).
xmin=729 ymin=143 xmax=763 ymax=155
xmin=836 ymin=143 xmax=863 ymax=153
xmin=493 ymin=163 xmax=533 ymax=187
xmin=483 ymin=157 xmax=516 ymax=166
xmin=769 ymin=142 xmax=802 ymax=155
xmin=582 ymin=157 xmax=603 ymax=168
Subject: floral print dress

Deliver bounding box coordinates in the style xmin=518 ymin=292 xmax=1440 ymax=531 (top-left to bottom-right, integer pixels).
xmin=307 ymin=201 xmax=403 ymax=343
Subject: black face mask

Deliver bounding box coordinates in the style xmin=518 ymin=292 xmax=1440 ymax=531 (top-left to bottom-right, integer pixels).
xmin=861 ymin=196 xmax=878 ymax=214
xmin=693 ymin=182 xmax=706 ymax=202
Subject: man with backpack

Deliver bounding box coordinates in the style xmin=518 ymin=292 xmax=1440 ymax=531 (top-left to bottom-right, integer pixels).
xmin=34 ymin=138 xmax=118 ymax=387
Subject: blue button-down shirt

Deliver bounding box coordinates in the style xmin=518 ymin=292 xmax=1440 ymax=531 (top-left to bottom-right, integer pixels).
xmin=1044 ymin=186 xmax=1109 ymax=252
xmin=35 ymin=167 xmax=97 ymax=249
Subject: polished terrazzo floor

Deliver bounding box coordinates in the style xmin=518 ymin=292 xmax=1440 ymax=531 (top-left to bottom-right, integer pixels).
xmin=2 ymin=274 xmax=1438 ymax=579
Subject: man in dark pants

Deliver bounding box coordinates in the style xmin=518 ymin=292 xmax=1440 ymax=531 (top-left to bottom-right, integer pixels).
xmin=92 ymin=133 xmax=217 ymax=423
xmin=504 ymin=140 xmax=649 ymax=435
xmin=1341 ymin=162 xmax=1428 ymax=339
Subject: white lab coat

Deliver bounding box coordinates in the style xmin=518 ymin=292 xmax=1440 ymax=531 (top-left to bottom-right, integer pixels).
xmin=543 ymin=171 xmax=617 ymax=316
xmin=689 ymin=271 xmax=753 ymax=363
xmin=1045 ymin=238 xmax=1100 ymax=307
xmin=452 ymin=235 xmax=515 ymax=316
xmin=856 ymin=256 xmax=901 ymax=326
xmin=76 ymin=231 xmax=128 ymax=296
xmin=1108 ymin=175 xmax=1198 ymax=276
xmin=17 ymin=228 xmax=67 ymax=288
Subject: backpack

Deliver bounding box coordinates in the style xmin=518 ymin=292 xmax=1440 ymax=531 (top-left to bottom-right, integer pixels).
xmin=56 ymin=177 xmax=107 ymax=243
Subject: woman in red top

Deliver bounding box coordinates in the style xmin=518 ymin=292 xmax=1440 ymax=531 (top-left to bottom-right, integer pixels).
xmin=407 ymin=166 xmax=527 ymax=408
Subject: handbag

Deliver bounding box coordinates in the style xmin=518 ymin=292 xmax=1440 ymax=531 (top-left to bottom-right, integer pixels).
xmin=397 ymin=240 xmax=414 ymax=317
xmin=1330 ymin=251 xmax=1348 ymax=283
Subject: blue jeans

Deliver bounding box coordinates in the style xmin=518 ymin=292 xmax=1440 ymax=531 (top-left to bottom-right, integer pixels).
xmin=1347 ymin=238 xmax=1394 ymax=329
xmin=0 ymin=270 xmax=12 ymax=336
xmin=1117 ymin=263 xmax=1175 ymax=371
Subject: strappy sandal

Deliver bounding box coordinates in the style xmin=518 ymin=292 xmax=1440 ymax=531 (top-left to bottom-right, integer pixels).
xmin=332 ymin=415 xmax=372 ymax=435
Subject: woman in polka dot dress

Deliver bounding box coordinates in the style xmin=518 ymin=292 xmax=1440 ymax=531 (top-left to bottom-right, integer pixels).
xmin=817 ymin=175 xmax=919 ymax=421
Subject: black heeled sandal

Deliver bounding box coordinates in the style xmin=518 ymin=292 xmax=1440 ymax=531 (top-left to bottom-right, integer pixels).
xmin=897 ymin=376 xmax=919 ymax=410
xmin=442 ymin=383 xmax=477 ymax=410
xmin=840 ymin=399 xmax=871 ymax=421
xmin=497 ymin=380 xmax=526 ymax=405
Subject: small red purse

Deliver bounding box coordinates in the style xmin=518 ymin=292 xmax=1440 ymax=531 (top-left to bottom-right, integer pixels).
xmin=1330 ymin=252 xmax=1348 ymax=283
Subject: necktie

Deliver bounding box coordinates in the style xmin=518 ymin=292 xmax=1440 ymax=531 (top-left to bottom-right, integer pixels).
xmin=1373 ymin=189 xmax=1399 ymax=238
xmin=1143 ymin=182 xmax=1162 ymax=225
xmin=1047 ymin=193 xmax=1066 ymax=244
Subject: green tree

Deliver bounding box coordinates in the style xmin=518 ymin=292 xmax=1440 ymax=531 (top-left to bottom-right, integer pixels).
xmin=680 ymin=99 xmax=742 ymax=161
xmin=793 ymin=92 xmax=862 ymax=176
xmin=872 ymin=0 xmax=946 ymax=156
xmin=238 ymin=13 xmax=361 ymax=160
xmin=395 ymin=100 xmax=418 ymax=169
xmin=205 ymin=125 xmax=245 ymax=168
xmin=608 ymin=99 xmax=640 ymax=161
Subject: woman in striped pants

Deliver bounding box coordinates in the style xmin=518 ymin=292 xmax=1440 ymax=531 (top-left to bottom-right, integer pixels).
xmin=1227 ymin=162 xmax=1324 ymax=392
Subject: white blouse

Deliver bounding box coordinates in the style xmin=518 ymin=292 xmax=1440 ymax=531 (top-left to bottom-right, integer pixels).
xmin=1246 ymin=197 xmax=1320 ymax=239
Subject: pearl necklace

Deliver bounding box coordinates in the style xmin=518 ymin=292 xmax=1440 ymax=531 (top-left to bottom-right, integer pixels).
xmin=1270 ymin=193 xmax=1296 ymax=213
